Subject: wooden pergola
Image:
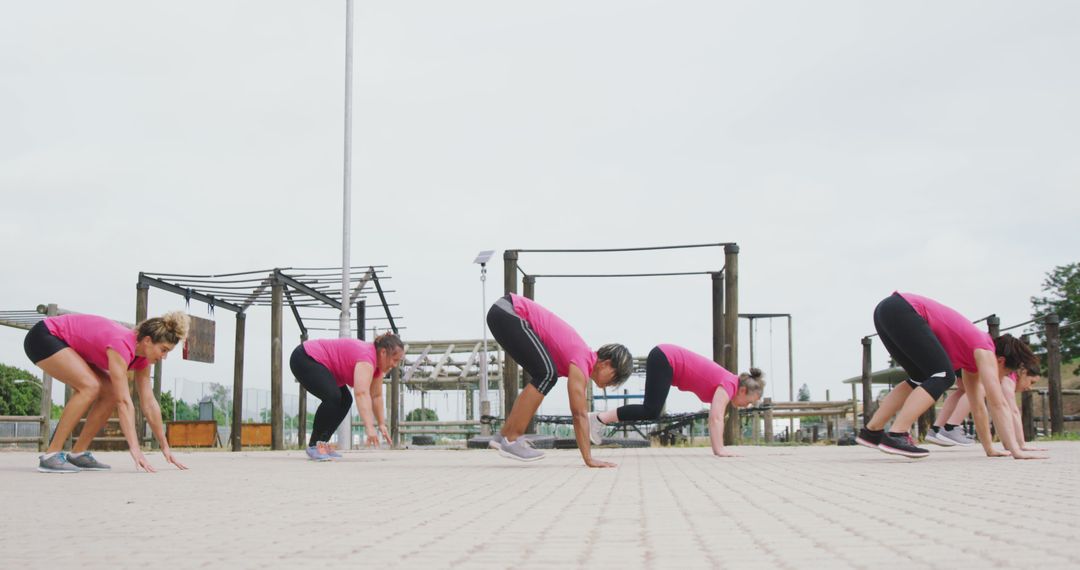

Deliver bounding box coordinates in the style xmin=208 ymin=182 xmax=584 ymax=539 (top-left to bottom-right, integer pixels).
xmin=136 ymin=266 xmax=402 ymax=451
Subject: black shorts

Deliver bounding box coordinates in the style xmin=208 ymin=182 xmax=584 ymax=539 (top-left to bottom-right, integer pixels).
xmin=873 ymin=293 xmax=956 ymax=399
xmin=24 ymin=321 xmax=70 ymax=364
xmin=486 ymin=295 xmax=559 ymax=395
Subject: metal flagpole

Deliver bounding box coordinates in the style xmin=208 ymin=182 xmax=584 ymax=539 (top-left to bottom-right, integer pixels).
xmin=335 ymin=0 xmax=355 ymax=450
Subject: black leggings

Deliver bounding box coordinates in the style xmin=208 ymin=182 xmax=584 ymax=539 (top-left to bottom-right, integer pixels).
xmin=290 ymin=345 xmax=353 ymax=447
xmin=24 ymin=321 xmax=70 ymax=363
xmin=616 ymin=346 xmax=672 ymax=421
xmin=486 ymin=295 xmax=559 ymax=395
xmin=874 ymin=293 xmax=956 ymax=400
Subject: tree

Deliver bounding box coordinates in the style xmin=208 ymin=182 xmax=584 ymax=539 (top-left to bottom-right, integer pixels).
xmin=1031 ymin=262 xmax=1080 ymax=374
xmin=797 ymin=383 xmax=811 ymax=402
xmin=406 ymin=407 xmax=438 ymax=422
xmin=0 ymin=363 xmax=43 ymax=416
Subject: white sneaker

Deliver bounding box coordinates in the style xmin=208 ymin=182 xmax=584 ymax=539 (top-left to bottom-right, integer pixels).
xmin=925 ymin=430 xmax=956 ymax=447
xmin=587 ymin=412 xmax=606 ymax=446
xmin=488 ymin=433 xmax=505 ymax=450
xmin=940 ymin=426 xmax=975 ymax=446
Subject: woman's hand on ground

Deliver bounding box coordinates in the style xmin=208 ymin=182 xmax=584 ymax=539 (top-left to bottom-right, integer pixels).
xmin=985 ymin=448 xmax=1011 ymax=458
xmin=585 ymin=458 xmax=616 ymax=468
xmin=1011 ymin=451 xmax=1048 ymax=460
xmin=379 ymin=424 xmax=392 ymax=445
xmin=365 ymin=433 xmax=380 ymax=448
xmin=1021 ymin=445 xmax=1047 ymax=452
xmin=131 ymin=449 xmax=156 ymax=473
xmin=713 ymin=449 xmax=739 ymax=458
xmin=163 ymin=449 xmax=188 ymax=470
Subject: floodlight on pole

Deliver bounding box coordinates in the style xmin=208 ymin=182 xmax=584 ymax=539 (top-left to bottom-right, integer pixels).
xmin=474 ymin=250 xmax=495 ymax=435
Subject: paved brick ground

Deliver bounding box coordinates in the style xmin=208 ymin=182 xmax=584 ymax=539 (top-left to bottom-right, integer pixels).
xmin=2 ymin=443 xmax=1078 ymax=569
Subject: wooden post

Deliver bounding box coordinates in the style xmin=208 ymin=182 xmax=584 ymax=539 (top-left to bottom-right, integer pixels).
xmin=751 ymin=409 xmax=761 ymax=443
xmin=763 ymin=397 xmax=773 ymax=442
xmin=390 ymin=366 xmax=401 ymax=447
xmin=297 ymin=331 xmax=308 ymax=449
xmin=230 ymin=312 xmax=246 ymax=451
xmin=723 ymin=244 xmax=739 ymax=445
xmin=1021 ymin=390 xmax=1035 ymax=441
xmin=270 ymin=281 xmax=284 ymax=450
xmin=134 ymin=283 xmax=149 ymax=446
xmin=812 ymin=425 xmax=819 ymax=443
xmin=861 ymin=337 xmax=873 ymax=427
xmin=1045 ymin=314 xmax=1064 ymax=435
xmin=502 ymin=250 xmax=519 ymax=423
xmin=1041 ymin=391 xmax=1049 ymax=436
xmin=38 ymin=303 xmax=58 ymax=451
xmin=987 ymin=315 xmax=1000 ymax=339
xmin=850 ymin=381 xmax=858 ymax=436
xmin=522 ymin=274 xmax=537 ymax=433
xmin=351 ymin=299 xmax=366 ymax=439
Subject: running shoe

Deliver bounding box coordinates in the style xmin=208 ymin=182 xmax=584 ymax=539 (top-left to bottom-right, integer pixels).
xmin=497 ymin=437 xmax=545 ymax=462
xmin=323 ymin=442 xmax=343 ymax=458
xmin=66 ymin=451 xmax=111 ymax=471
xmin=924 ymin=429 xmax=956 ymax=447
xmin=855 ymin=427 xmax=884 ymax=449
xmin=939 ymin=426 xmax=975 ymax=446
xmin=488 ymin=433 xmax=505 ymax=450
xmin=38 ymin=452 xmax=81 ymax=473
xmin=878 ymin=433 xmax=930 ymax=458
xmin=305 ymin=445 xmax=332 ymax=462
xmin=587 ymin=412 xmax=607 ymax=445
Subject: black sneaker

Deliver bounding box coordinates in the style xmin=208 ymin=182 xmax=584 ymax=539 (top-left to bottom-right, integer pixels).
xmin=877 ymin=432 xmax=929 ymax=458
xmin=855 ymin=428 xmax=883 ymax=449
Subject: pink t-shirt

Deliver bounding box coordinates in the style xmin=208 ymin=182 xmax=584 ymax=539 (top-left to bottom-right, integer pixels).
xmin=302 ymin=338 xmax=380 ymax=387
xmin=897 ymin=292 xmax=995 ymax=373
xmin=509 ymin=294 xmax=598 ymax=378
xmin=44 ymin=314 xmax=148 ymax=372
xmin=658 ymin=344 xmax=738 ymax=403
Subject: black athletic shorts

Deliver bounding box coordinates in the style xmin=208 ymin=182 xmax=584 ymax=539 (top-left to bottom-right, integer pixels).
xmin=24 ymin=320 xmax=70 ymax=363
xmin=486 ymin=295 xmax=559 ymax=395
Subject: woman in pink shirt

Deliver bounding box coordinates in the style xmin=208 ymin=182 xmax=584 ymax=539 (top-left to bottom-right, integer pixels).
xmin=23 ymin=312 xmax=190 ymax=473
xmin=587 ymin=345 xmax=765 ymax=457
xmin=926 ymin=360 xmax=1044 ymax=451
xmin=486 ymin=294 xmax=633 ymax=467
xmin=856 ymin=292 xmax=1041 ymax=459
xmin=289 ymin=333 xmax=404 ymax=461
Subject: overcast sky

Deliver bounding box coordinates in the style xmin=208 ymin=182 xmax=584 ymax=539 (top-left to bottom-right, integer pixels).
xmin=2 ymin=1 xmax=1078 ymax=419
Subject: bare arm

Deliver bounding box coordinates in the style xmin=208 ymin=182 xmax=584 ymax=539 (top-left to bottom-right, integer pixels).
xmin=352 ymin=362 xmax=378 ymax=446
xmin=970 ymin=350 xmax=1042 ymax=459
xmin=709 ymin=388 xmax=735 ymax=457
xmin=135 ymin=368 xmax=187 ymax=469
xmin=106 ymin=349 xmax=155 ymax=472
xmin=568 ymin=364 xmax=613 ymax=468
xmin=369 ymin=376 xmax=391 ymax=444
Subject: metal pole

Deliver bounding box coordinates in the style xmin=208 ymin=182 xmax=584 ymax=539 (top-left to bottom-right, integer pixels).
xmin=298 ymin=331 xmax=308 ymax=449
xmin=748 ymin=317 xmax=755 ymax=369
xmin=479 ymin=263 xmax=491 ymax=435
xmin=987 ymin=315 xmax=1000 ymax=339
xmin=522 ymin=274 xmax=537 ymax=433
xmin=335 ymin=0 xmax=355 ymax=451
xmin=711 ymin=271 xmax=724 ymax=368
xmin=787 ymin=315 xmax=794 ymax=438
xmin=1046 ymin=314 xmax=1064 ymax=435
xmin=270 ymin=280 xmax=284 ymax=450
xmin=723 ymin=244 xmax=739 ymax=445
xmin=231 ymin=312 xmax=246 ymax=451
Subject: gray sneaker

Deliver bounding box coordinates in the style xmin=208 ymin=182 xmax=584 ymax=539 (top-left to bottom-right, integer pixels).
xmin=587 ymin=412 xmax=606 ymax=445
xmin=487 ymin=433 xmax=506 ymax=450
xmin=939 ymin=426 xmax=975 ymax=446
xmin=924 ymin=430 xmax=956 ymax=447
xmin=66 ymin=451 xmax=111 ymax=471
xmin=497 ymin=437 xmax=545 ymax=462
xmin=38 ymin=452 xmax=81 ymax=474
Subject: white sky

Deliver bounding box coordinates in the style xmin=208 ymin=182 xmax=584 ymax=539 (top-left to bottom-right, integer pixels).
xmin=2 ymin=1 xmax=1078 ymax=419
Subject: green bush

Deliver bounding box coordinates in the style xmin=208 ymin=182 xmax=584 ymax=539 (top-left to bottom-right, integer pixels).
xmin=0 ymin=363 xmax=44 ymax=416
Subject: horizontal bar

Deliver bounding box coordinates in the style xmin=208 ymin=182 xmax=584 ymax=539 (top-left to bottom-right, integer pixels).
xmin=0 ymin=415 xmax=45 ymax=422
xmin=139 ymin=274 xmax=244 ymax=313
xmin=530 ymin=271 xmax=715 ymax=278
xmin=516 ymin=242 xmax=735 ymax=253
xmin=0 ymin=437 xmax=42 ymax=443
